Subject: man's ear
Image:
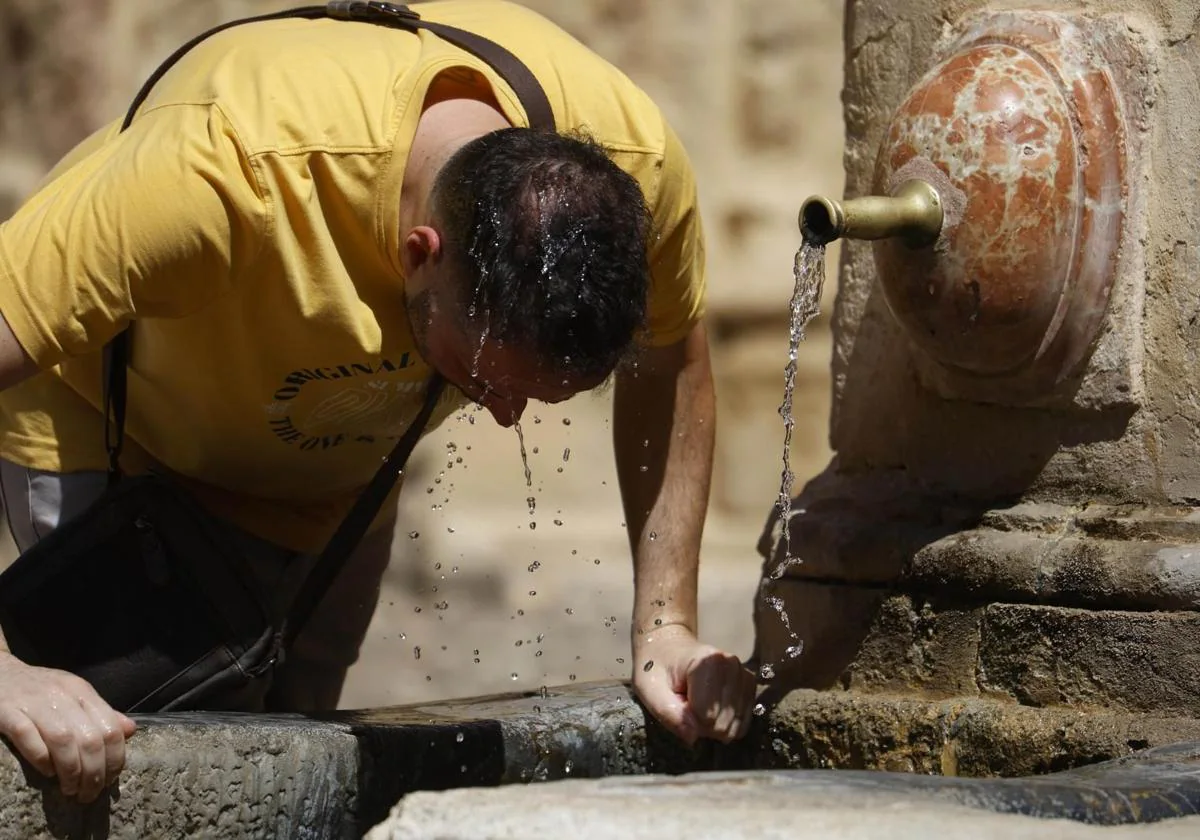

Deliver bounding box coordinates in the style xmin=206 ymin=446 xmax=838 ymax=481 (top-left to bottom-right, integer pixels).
xmin=401 ymin=225 xmax=444 ymax=276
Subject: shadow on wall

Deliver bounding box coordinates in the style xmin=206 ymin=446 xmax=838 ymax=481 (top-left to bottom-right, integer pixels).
xmin=751 ymin=264 xmax=1139 ymax=698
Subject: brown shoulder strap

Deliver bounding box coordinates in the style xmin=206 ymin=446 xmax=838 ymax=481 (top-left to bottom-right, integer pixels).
xmin=329 ymin=2 xmax=556 ymax=131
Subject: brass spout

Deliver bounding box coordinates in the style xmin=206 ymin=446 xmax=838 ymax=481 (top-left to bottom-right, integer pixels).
xmin=799 ymin=179 xmax=944 ymax=247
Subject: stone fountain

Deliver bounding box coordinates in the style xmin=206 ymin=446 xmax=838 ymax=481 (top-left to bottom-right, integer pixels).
xmin=756 ymin=3 xmax=1200 ymax=778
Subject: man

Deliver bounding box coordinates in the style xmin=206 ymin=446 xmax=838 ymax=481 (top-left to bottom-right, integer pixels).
xmin=0 ymin=0 xmax=756 ymax=803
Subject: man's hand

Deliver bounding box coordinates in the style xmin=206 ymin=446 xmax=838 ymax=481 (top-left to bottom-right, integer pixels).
xmin=0 ymin=652 xmax=136 ymax=802
xmin=632 ymin=624 xmax=756 ymax=745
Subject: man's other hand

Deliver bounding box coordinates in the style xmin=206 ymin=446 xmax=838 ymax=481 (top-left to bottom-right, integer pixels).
xmin=632 ymin=624 xmax=756 ymax=745
xmin=0 ymin=652 xmax=136 ymax=802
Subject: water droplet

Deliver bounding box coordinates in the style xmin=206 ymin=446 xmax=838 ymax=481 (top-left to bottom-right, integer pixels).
xmin=568 ymin=674 xmax=576 ymax=681
xmin=565 ymin=608 xmax=574 ymax=615
xmin=529 ymin=590 xmax=537 ymax=597
xmin=643 ymin=660 xmax=654 ymax=672
xmin=447 ymin=527 xmax=455 ymax=534
xmin=564 ymin=760 xmax=574 ymax=775
xmin=408 ymin=531 xmax=420 ymax=539
xmin=753 ymin=703 xmax=767 ymax=717
xmin=517 ymin=609 xmax=525 ymax=616
xmin=593 ymin=558 xmax=601 ymax=565
xmin=413 ymin=646 xmax=422 ymax=660
xmin=414 ymin=607 xmax=422 ymax=613
xmin=554 ymin=519 xmax=563 ymax=526
xmin=616 ymin=657 xmax=625 ymax=665
xmin=529 ymin=521 xmax=537 ymax=530
xmin=562 ymin=448 xmax=571 ymax=462
xmin=456 ymin=732 xmax=465 ymax=743
xmin=654 ymin=618 xmax=662 ymax=626
xmin=648 ymin=531 xmax=658 ymax=541
xmin=511 ymin=672 xmax=519 ymax=681
xmin=759 ymin=664 xmax=776 ymax=681
xmin=535 ymin=650 xmax=543 ymax=657
xmin=639 ymin=465 xmax=648 ymax=473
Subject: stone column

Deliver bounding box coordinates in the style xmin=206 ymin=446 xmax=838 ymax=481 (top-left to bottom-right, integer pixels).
xmin=757 ymin=0 xmax=1200 ymax=765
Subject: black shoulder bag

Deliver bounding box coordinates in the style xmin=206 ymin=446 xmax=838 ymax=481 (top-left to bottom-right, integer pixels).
xmin=0 ymin=2 xmax=556 ymax=713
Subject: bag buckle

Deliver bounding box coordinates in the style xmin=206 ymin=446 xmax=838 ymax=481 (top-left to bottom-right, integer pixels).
xmin=326 ymin=1 xmax=421 ymax=23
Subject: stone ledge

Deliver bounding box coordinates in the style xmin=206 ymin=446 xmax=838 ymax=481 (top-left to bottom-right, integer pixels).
xmin=0 ymin=682 xmax=668 ymax=840
xmin=767 ymin=487 xmax=1200 ymax=612
xmin=846 ymin=597 xmax=1200 ymax=716
xmin=368 ymin=742 xmax=1200 ymax=839
xmin=759 ymin=689 xmax=1200 ymax=778
xmin=7 ymin=681 xmax=1200 ymax=838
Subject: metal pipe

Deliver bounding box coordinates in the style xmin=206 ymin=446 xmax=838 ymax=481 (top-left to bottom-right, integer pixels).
xmin=799 ymin=179 xmax=944 ymax=247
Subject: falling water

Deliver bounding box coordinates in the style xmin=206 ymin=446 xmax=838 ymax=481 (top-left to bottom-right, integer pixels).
xmin=514 ymin=420 xmax=533 ymax=488
xmin=774 ymin=242 xmax=826 ymax=576
xmin=759 ymin=241 xmax=826 ymax=678
xmin=470 ymin=324 xmax=490 ymax=380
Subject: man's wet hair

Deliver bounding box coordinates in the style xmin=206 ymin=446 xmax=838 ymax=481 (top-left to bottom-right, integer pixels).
xmin=430 ymin=128 xmax=651 ymax=380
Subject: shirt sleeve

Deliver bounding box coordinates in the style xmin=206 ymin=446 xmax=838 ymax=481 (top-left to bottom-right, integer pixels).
xmin=0 ymin=102 xmax=268 ymax=369
xmin=641 ymin=117 xmax=707 ymax=347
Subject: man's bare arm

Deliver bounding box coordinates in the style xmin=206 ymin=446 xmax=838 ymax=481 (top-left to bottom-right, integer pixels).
xmin=613 ymin=320 xmax=755 ymax=743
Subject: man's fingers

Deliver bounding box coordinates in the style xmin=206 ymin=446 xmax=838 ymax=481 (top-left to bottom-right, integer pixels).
xmin=35 ymin=704 xmax=89 ymax=797
xmin=0 ymin=709 xmax=54 ymax=778
xmin=635 ymin=674 xmax=699 ymax=745
xmin=687 ymin=655 xmax=755 ymax=743
xmin=0 ymin=660 xmax=134 ymax=801
xmin=734 ymin=671 xmax=757 ymax=740
xmin=81 ymin=695 xmax=131 ymax=776
xmin=79 ymin=695 xmax=128 ymax=799
xmin=118 ymin=713 xmax=138 ymax=739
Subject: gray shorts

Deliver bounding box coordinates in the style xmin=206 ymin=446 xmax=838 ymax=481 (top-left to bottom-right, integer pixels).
xmin=0 ymin=458 xmax=395 ymax=711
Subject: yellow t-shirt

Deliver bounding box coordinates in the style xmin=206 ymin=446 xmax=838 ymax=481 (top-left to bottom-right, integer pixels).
xmin=0 ymin=0 xmax=706 ymax=552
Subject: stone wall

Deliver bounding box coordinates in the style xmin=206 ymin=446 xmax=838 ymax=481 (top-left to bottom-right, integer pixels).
xmin=755 ymin=0 xmax=1200 ymax=744
xmin=0 ymin=1 xmax=846 ymax=705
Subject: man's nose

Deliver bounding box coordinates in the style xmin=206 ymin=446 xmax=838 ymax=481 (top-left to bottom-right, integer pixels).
xmin=486 ymin=396 xmax=528 ymax=427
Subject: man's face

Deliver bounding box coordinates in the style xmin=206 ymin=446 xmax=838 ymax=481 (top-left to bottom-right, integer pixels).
xmin=405 ymin=283 xmax=605 ymax=428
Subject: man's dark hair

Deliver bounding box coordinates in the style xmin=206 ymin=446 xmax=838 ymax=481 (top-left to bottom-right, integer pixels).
xmin=430 ymin=128 xmax=652 ymax=380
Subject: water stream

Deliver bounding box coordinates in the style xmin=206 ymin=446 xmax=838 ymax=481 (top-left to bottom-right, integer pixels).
xmin=760 ymin=241 xmax=827 ymax=677
xmin=774 ymin=242 xmax=826 ymax=575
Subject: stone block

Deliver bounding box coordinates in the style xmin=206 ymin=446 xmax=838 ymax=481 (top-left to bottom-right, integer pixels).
xmin=978 ymin=605 xmax=1200 ymax=717
xmin=766 ymin=689 xmax=1200 ymax=779
xmin=844 ymin=596 xmax=985 ymax=698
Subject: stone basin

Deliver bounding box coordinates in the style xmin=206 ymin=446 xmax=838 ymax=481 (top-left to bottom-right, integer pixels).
xmin=4 ymin=681 xmax=1200 ymax=838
